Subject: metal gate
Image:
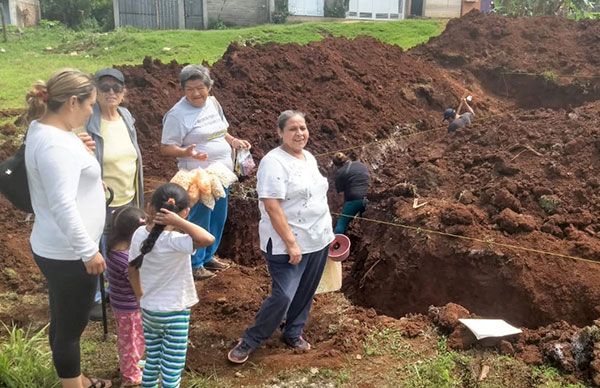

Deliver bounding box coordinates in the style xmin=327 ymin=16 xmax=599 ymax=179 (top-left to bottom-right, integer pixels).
xmin=117 ymin=0 xmax=184 ymax=29
xmin=184 ymin=0 xmax=203 ymax=29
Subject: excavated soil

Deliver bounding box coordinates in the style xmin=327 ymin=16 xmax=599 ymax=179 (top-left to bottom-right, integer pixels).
xmin=413 ymin=11 xmax=600 ymax=109
xmin=2 ymin=13 xmax=600 ymax=384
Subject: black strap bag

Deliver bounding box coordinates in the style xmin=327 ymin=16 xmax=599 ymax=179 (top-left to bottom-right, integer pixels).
xmin=0 ymin=141 xmax=33 ymax=213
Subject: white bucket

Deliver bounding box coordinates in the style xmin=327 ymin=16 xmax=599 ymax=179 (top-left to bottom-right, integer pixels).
xmin=315 ymin=258 xmax=342 ymax=294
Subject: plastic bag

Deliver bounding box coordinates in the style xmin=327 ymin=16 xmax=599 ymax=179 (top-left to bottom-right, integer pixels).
xmin=234 ymin=149 xmax=256 ymax=177
xmin=206 ymin=161 xmax=238 ymax=188
xmin=170 ymin=169 xmax=212 ymax=207
xmin=315 ymin=259 xmax=342 ymax=294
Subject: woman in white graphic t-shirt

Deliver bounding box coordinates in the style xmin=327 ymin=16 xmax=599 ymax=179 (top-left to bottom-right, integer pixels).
xmin=160 ymin=64 xmax=252 ymax=281
xmin=228 ymin=110 xmax=334 ymax=364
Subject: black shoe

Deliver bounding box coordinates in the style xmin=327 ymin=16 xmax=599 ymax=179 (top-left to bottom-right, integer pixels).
xmin=89 ymin=302 xmax=103 ymax=322
xmin=283 ymin=336 xmax=311 ymax=351
xmin=204 ymin=257 xmax=231 ymax=271
xmin=193 ymin=267 xmax=216 ymax=280
xmin=228 ymin=340 xmax=254 ymax=364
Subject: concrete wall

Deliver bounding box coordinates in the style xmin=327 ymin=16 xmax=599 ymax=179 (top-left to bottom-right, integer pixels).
xmin=207 ymin=0 xmax=270 ymax=26
xmin=8 ymin=0 xmax=40 ymax=27
xmin=423 ymin=0 xmax=461 ymax=18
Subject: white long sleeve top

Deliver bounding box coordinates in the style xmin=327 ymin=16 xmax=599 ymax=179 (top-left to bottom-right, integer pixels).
xmin=25 ymin=120 xmax=105 ymax=261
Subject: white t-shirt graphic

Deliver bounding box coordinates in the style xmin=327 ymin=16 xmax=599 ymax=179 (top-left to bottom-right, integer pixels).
xmin=161 ymin=96 xmax=233 ymax=171
xmin=257 ymin=147 xmax=334 ymax=255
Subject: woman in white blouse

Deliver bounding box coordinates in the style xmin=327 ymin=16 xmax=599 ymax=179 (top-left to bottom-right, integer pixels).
xmin=24 ymin=68 xmax=111 ymax=388
xmin=228 ymin=110 xmax=334 ymax=364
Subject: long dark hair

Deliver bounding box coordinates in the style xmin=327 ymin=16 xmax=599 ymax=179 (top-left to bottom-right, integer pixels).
xmin=129 ymin=183 xmax=190 ymax=269
xmin=107 ymin=206 xmax=147 ymax=252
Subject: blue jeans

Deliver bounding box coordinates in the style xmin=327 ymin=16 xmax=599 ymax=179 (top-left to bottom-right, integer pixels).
xmin=188 ymin=188 xmax=229 ymax=269
xmin=334 ymin=199 xmax=366 ymax=234
xmin=242 ymin=243 xmax=329 ymax=348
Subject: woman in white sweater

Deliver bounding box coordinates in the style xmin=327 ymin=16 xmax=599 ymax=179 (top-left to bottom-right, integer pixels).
xmin=24 ymin=69 xmax=112 ymax=388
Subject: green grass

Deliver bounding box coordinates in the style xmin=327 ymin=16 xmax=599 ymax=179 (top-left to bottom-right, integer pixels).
xmin=0 ymin=20 xmax=444 ymax=110
xmin=0 ymin=324 xmax=59 ymax=388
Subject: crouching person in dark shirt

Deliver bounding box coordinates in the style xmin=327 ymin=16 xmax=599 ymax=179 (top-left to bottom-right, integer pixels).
xmin=332 ymin=152 xmax=370 ymax=234
xmin=443 ymin=96 xmax=475 ymax=133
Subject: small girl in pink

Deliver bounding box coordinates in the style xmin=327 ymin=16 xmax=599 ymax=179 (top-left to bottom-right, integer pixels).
xmin=106 ymin=206 xmax=147 ymax=386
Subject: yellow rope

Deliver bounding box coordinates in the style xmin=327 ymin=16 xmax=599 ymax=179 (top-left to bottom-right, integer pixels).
xmin=141 ymin=177 xmax=600 ymax=267
xmin=140 ymin=110 xmax=598 ymax=266
xmin=500 ymin=71 xmax=600 ymax=79
xmin=329 ymin=212 xmax=600 ymax=266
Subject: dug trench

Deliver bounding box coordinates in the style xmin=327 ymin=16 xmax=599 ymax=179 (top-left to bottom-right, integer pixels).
xmin=2 ymin=12 xmax=600 ymax=383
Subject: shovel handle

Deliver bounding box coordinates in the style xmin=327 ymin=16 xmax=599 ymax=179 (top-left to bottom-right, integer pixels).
xmin=105 ymin=186 xmax=114 ymax=207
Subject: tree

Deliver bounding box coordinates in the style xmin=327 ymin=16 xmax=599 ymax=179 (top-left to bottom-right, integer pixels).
xmin=496 ymin=0 xmax=595 ymax=17
xmin=41 ymin=0 xmax=113 ymax=30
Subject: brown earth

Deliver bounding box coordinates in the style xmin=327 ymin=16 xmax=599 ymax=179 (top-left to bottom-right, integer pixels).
xmin=412 ymin=10 xmax=600 ymax=109
xmin=2 ymin=12 xmax=600 ymax=385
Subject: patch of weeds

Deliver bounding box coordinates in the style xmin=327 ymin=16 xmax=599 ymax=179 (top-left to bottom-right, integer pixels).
xmin=318 ymin=368 xmax=350 ymax=385
xmin=541 ymin=70 xmax=558 ymax=83
xmin=183 ymin=370 xmax=226 ymax=388
xmin=403 ymin=337 xmax=461 ymax=388
xmin=79 ymin=324 xmax=119 ymax=380
xmin=0 ymin=324 xmax=59 ymax=388
xmin=530 ymin=364 xmax=584 ymax=387
xmin=363 ymin=328 xmax=415 ymax=359
xmin=208 ymin=18 xmax=229 ymax=30
xmin=2 ymin=268 xmax=19 ymax=281
xmin=404 ymin=353 xmax=460 ymax=387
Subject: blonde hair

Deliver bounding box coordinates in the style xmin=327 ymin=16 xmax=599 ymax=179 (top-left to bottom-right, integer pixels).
xmin=332 ymin=152 xmax=349 ymax=166
xmin=26 ymin=68 xmax=95 ymax=123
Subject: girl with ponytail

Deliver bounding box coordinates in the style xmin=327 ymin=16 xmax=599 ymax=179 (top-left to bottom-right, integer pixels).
xmin=127 ymin=182 xmax=214 ymax=387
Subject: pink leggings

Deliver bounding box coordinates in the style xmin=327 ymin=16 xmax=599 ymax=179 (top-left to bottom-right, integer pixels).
xmin=113 ymin=309 xmax=145 ymax=385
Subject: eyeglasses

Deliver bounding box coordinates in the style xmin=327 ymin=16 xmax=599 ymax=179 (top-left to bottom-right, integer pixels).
xmin=98 ymin=83 xmax=124 ymax=93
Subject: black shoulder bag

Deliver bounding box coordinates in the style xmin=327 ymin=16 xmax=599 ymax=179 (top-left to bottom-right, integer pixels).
xmin=0 ymin=137 xmax=33 ymax=213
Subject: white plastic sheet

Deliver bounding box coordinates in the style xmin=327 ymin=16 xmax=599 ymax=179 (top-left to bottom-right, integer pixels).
xmin=458 ymin=319 xmax=522 ymax=340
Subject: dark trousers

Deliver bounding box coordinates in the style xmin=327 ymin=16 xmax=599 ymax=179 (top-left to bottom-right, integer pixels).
xmin=34 ymin=253 xmax=97 ymax=378
xmin=334 ymin=198 xmax=366 ymax=234
xmin=243 ymin=243 xmax=329 ymax=348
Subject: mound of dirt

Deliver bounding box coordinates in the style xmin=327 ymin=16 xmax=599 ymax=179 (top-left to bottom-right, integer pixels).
xmin=413 ymin=11 xmax=600 ymax=108
xmin=120 ymin=37 xmax=476 ymax=180
xmin=118 ymin=36 xmax=489 ymax=265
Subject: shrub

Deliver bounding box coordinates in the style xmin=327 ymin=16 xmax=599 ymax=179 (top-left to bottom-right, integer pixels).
xmin=273 ymin=0 xmax=291 ymax=23
xmin=208 ymin=17 xmax=228 ymax=30
xmin=41 ymin=0 xmax=113 ymax=30
xmin=325 ymin=0 xmax=350 ymax=18
xmin=0 ymin=324 xmax=58 ymax=388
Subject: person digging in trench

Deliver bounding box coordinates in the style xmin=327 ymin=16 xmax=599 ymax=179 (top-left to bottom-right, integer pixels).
xmin=443 ymin=95 xmax=475 ymax=133
xmin=332 ymin=152 xmax=370 ymax=235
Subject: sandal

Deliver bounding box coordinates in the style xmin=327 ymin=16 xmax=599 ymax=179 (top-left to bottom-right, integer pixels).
xmin=85 ymin=376 xmax=113 ymax=388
